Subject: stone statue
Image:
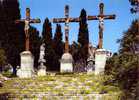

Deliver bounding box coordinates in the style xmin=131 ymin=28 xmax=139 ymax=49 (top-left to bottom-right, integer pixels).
xmin=39 ymin=43 xmax=45 ymax=63
xmin=37 ymin=43 xmax=46 ymax=76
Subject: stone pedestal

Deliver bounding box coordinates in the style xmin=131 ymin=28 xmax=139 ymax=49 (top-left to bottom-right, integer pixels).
xmin=95 ymin=49 xmax=107 ymax=75
xmin=17 ymin=51 xmax=34 ymax=78
xmin=60 ymin=53 xmax=73 ymax=73
xmin=37 ymin=63 xmax=46 ymax=76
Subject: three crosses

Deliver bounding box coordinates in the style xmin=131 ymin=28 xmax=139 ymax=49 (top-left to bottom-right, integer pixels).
xmin=15 ymin=3 xmax=116 ymax=52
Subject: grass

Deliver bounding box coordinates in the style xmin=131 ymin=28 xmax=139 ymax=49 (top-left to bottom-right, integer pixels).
xmin=0 ymin=73 xmax=123 ymax=99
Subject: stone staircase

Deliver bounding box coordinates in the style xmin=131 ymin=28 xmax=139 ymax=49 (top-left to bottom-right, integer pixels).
xmin=0 ymin=73 xmax=122 ymax=100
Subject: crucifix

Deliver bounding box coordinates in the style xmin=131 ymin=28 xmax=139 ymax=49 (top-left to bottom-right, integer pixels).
xmin=15 ymin=8 xmax=41 ymax=51
xmin=53 ymin=5 xmax=79 ymax=53
xmin=88 ymin=3 xmax=116 ymax=49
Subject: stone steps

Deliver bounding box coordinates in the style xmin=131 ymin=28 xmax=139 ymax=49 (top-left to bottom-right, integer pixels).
xmin=0 ymin=74 xmax=122 ymax=99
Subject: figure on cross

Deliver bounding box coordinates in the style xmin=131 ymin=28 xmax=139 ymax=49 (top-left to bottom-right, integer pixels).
xmin=15 ymin=8 xmax=41 ymax=51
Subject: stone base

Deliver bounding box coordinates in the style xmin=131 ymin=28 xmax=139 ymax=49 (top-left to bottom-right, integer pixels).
xmin=60 ymin=53 xmax=73 ymax=73
xmin=37 ymin=69 xmax=46 ymax=76
xmin=17 ymin=69 xmax=33 ymax=78
xmin=17 ymin=51 xmax=34 ymax=78
xmin=95 ymin=49 xmax=107 ymax=75
xmin=37 ymin=64 xmax=46 ymax=76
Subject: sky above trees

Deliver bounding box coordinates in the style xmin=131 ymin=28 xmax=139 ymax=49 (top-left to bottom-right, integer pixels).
xmin=18 ymin=0 xmax=138 ymax=53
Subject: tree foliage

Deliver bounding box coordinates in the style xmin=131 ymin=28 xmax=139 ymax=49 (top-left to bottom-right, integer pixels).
xmin=117 ymin=20 xmax=139 ymax=54
xmin=105 ymin=19 xmax=139 ymax=99
xmin=42 ymin=18 xmax=56 ymax=71
xmin=0 ymin=0 xmax=41 ymax=75
xmin=53 ymin=24 xmax=64 ymax=71
xmin=129 ymin=0 xmax=139 ymax=13
xmin=78 ymin=9 xmax=89 ymax=62
xmin=29 ymin=26 xmax=41 ymax=69
xmin=0 ymin=0 xmax=25 ymax=75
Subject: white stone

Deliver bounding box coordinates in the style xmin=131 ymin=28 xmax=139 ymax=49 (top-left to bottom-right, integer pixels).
xmin=95 ymin=49 xmax=107 ymax=75
xmin=60 ymin=53 xmax=73 ymax=73
xmin=17 ymin=51 xmax=34 ymax=78
xmin=37 ymin=69 xmax=46 ymax=76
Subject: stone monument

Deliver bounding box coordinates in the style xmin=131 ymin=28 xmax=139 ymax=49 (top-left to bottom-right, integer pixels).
xmin=60 ymin=53 xmax=73 ymax=72
xmin=37 ymin=43 xmax=46 ymax=76
xmin=16 ymin=8 xmax=41 ymax=78
xmin=17 ymin=51 xmax=34 ymax=78
xmin=95 ymin=49 xmax=107 ymax=74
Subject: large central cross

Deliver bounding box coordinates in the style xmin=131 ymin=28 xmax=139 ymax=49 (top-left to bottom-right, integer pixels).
xmin=53 ymin=5 xmax=79 ymax=53
xmin=15 ymin=8 xmax=41 ymax=51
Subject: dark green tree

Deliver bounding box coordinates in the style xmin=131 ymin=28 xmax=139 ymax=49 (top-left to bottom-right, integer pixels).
xmin=78 ymin=9 xmax=89 ymax=63
xmin=53 ymin=24 xmax=64 ymax=71
xmin=42 ymin=18 xmax=55 ymax=71
xmin=105 ymin=19 xmax=139 ymax=99
xmin=29 ymin=26 xmax=41 ymax=69
xmin=117 ymin=20 xmax=139 ymax=54
xmin=0 ymin=0 xmax=24 ymax=75
xmin=70 ymin=41 xmax=79 ymax=61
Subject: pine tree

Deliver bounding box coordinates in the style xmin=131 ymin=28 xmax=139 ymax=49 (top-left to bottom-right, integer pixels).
xmin=53 ymin=24 xmax=63 ymax=56
xmin=53 ymin=24 xmax=64 ymax=71
xmin=78 ymin=9 xmax=89 ymax=62
xmin=42 ymin=18 xmax=55 ymax=71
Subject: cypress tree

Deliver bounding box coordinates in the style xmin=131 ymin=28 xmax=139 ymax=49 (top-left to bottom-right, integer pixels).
xmin=78 ymin=9 xmax=89 ymax=62
xmin=53 ymin=24 xmax=64 ymax=71
xmin=29 ymin=26 xmax=41 ymax=69
xmin=42 ymin=18 xmax=55 ymax=71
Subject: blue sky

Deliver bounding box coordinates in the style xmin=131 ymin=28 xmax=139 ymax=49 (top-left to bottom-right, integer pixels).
xmin=19 ymin=0 xmax=138 ymax=53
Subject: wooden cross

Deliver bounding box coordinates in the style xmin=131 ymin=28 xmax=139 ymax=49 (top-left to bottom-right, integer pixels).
xmin=53 ymin=5 xmax=79 ymax=53
xmin=88 ymin=3 xmax=116 ymax=49
xmin=15 ymin=8 xmax=41 ymax=51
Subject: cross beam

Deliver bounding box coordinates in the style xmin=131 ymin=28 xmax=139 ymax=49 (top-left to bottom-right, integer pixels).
xmin=15 ymin=8 xmax=41 ymax=51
